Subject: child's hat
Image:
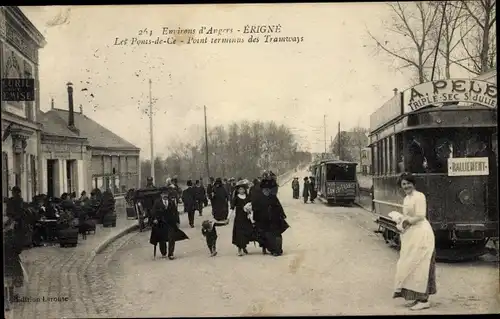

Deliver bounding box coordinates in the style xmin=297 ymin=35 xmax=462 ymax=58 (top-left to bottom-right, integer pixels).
xmin=202 ymin=220 xmax=211 ymax=229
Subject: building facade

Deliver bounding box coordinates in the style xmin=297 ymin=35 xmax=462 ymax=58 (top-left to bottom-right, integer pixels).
xmin=40 ymin=82 xmax=141 ymax=196
xmin=1 ymin=7 xmax=46 ymax=201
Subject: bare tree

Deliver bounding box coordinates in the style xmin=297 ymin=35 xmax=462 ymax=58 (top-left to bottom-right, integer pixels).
xmin=429 ymin=1 xmax=470 ymax=78
xmin=452 ymin=0 xmax=497 ymax=74
xmin=368 ymin=2 xmax=440 ymax=83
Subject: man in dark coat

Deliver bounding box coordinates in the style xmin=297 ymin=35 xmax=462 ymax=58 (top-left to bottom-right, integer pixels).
xmin=6 ymin=186 xmax=30 ymax=250
xmin=302 ymin=177 xmax=311 ymax=203
xmin=182 ymin=180 xmax=197 ymax=228
xmin=172 ymin=177 xmax=182 ymax=207
xmin=194 ymin=180 xmax=207 ymax=217
xmin=292 ymin=177 xmax=300 ymax=199
xmin=211 ymin=178 xmax=229 ymax=221
xmin=309 ymin=176 xmax=317 ymax=202
xmin=150 ymin=187 xmax=189 ymax=259
xmin=251 ymin=177 xmax=289 ymax=256
xmin=206 ymin=177 xmax=215 ymax=206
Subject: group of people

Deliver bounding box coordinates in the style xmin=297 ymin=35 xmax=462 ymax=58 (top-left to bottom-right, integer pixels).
xmin=291 ymin=176 xmax=317 ymax=203
xmin=3 ymin=185 xmax=116 ymax=311
xmin=147 ymin=171 xmax=289 ymax=259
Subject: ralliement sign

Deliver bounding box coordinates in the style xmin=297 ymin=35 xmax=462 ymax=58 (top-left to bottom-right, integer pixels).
xmin=447 ymin=157 xmax=489 ymax=176
xmin=402 ymin=79 xmax=497 ymax=114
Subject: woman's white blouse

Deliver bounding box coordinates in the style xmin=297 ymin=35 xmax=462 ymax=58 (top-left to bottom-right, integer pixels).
xmin=403 ymin=190 xmax=427 ymax=218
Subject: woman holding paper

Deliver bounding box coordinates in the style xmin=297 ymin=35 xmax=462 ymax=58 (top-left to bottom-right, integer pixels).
xmin=393 ymin=173 xmax=436 ymax=311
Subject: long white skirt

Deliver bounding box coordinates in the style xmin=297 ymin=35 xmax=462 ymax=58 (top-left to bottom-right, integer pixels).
xmin=394 ymin=219 xmax=435 ymax=294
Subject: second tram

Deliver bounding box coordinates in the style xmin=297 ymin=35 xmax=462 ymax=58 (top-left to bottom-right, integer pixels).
xmin=313 ymin=160 xmax=358 ymax=205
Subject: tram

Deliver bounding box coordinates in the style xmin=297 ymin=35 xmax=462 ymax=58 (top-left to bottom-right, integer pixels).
xmin=312 ymin=159 xmax=358 ymax=205
xmin=369 ymin=78 xmax=498 ymax=260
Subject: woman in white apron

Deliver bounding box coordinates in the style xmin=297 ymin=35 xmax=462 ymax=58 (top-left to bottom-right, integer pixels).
xmin=393 ymin=173 xmax=436 ymax=310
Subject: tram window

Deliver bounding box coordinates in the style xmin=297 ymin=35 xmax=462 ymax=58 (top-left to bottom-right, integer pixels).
xmin=389 ymin=136 xmax=394 ymax=173
xmin=405 ymin=128 xmax=495 ymax=174
xmin=326 ymin=164 xmax=356 ymax=181
xmin=396 ymin=134 xmax=404 ymax=173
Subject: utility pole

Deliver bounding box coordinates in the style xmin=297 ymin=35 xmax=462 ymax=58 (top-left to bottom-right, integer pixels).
xmin=323 ymin=114 xmax=327 ymax=154
xmin=204 ymin=105 xmax=210 ymax=180
xmin=149 ymin=78 xmax=154 ymax=182
xmin=338 ymin=121 xmax=341 ymax=160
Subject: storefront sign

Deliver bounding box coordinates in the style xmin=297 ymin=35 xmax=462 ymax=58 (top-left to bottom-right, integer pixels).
xmin=402 ymin=79 xmax=497 ymax=114
xmin=447 ymin=157 xmax=489 ymax=176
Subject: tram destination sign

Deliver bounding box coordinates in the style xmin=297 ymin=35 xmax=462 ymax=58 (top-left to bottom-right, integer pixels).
xmin=447 ymin=157 xmax=489 ymax=176
xmin=402 ymin=79 xmax=497 ymax=114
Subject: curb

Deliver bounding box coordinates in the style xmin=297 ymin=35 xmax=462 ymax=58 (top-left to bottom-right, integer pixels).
xmin=92 ymin=223 xmax=140 ymax=256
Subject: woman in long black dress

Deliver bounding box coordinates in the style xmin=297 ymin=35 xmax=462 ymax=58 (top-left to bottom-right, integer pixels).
xmin=230 ymin=180 xmax=254 ymax=256
xmin=211 ymin=178 xmax=229 ymax=221
xmin=251 ymin=177 xmax=289 ymax=256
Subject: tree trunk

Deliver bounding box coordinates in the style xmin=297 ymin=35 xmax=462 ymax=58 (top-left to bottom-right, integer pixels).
xmin=481 ymin=2 xmax=491 ymax=72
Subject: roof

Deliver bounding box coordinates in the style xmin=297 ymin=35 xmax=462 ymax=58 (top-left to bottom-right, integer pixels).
xmin=7 ymin=7 xmax=46 ymax=47
xmin=46 ymin=109 xmax=140 ymax=150
xmin=320 ymin=160 xmax=358 ymax=165
xmin=39 ymin=111 xmax=82 ymax=139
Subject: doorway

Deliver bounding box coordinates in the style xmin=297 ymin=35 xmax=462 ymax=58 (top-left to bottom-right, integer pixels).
xmin=47 ymin=160 xmax=56 ymax=198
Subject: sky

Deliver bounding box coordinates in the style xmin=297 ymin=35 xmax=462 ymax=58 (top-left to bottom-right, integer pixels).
xmin=19 ymin=3 xmax=470 ymax=157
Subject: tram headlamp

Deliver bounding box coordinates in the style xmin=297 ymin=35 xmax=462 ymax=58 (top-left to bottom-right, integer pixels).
xmin=458 ymin=189 xmax=473 ymax=205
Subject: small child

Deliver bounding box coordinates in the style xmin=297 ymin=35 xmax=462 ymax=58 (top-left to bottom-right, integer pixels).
xmin=201 ymin=219 xmax=229 ymax=256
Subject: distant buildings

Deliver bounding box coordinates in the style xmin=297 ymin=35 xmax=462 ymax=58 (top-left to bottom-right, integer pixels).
xmin=2 ymin=7 xmax=140 ymax=202
xmin=330 ymin=129 xmax=369 ymax=172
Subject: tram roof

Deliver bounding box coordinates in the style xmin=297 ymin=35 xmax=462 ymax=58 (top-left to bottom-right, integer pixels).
xmin=318 ymin=159 xmax=357 ymax=165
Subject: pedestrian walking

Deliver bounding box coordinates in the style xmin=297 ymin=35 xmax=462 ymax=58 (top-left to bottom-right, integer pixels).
xmin=3 ymin=216 xmax=28 ymax=312
xmin=302 ymin=177 xmax=310 ymax=203
xmin=229 ymin=180 xmax=254 ymax=256
xmin=393 ymin=173 xmax=436 ymax=310
xmin=251 ymin=176 xmax=289 ymax=256
xmin=211 ymin=178 xmax=229 ymax=221
xmin=201 ymin=219 xmax=229 ymax=257
xmin=194 ymin=180 xmax=207 ymax=217
xmin=182 ymin=180 xmax=197 ymax=228
xmin=206 ymin=177 xmax=215 ymax=206
xmin=292 ymin=177 xmax=300 ymax=199
xmin=150 ymin=187 xmax=189 ymax=259
xmin=309 ymin=176 xmax=317 ymax=202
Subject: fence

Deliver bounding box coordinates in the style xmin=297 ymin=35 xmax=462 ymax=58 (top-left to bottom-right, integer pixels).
xmin=91 ymin=173 xmax=140 ymax=196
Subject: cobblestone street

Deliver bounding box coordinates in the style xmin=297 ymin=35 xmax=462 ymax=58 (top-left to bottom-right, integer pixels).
xmin=106 ymin=171 xmax=499 ymax=317
xmin=5 ymin=218 xmax=137 ymax=319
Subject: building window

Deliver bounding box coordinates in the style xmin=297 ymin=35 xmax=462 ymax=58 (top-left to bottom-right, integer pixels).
xmin=24 ymin=71 xmax=33 ymax=121
xmin=66 ymin=160 xmax=76 ymax=194
xmin=13 ymin=152 xmax=21 ymax=188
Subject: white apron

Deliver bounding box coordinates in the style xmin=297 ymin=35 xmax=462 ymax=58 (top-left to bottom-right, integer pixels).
xmin=394 ymin=191 xmax=435 ymax=294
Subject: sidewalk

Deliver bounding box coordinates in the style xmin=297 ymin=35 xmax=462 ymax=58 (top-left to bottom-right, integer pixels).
xmin=6 ymin=213 xmax=138 ymax=319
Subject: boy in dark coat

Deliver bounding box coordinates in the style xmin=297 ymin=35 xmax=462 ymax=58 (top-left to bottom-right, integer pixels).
xmin=309 ymin=176 xmax=317 ymax=203
xmin=182 ymin=180 xmax=197 ymax=228
xmin=201 ymin=219 xmax=230 ymax=256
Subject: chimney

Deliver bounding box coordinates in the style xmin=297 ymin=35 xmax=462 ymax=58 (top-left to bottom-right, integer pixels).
xmin=67 ymin=82 xmax=75 ymax=129
xmin=393 ymin=88 xmax=398 ymax=96
xmin=51 ymin=98 xmax=54 ymax=109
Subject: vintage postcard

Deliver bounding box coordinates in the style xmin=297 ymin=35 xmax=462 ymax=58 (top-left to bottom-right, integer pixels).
xmin=1 ymin=2 xmax=498 ymax=318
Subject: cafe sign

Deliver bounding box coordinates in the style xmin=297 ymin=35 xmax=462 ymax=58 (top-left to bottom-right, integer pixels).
xmin=447 ymin=157 xmax=489 ymax=176
xmin=402 ymin=79 xmax=497 ymax=114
